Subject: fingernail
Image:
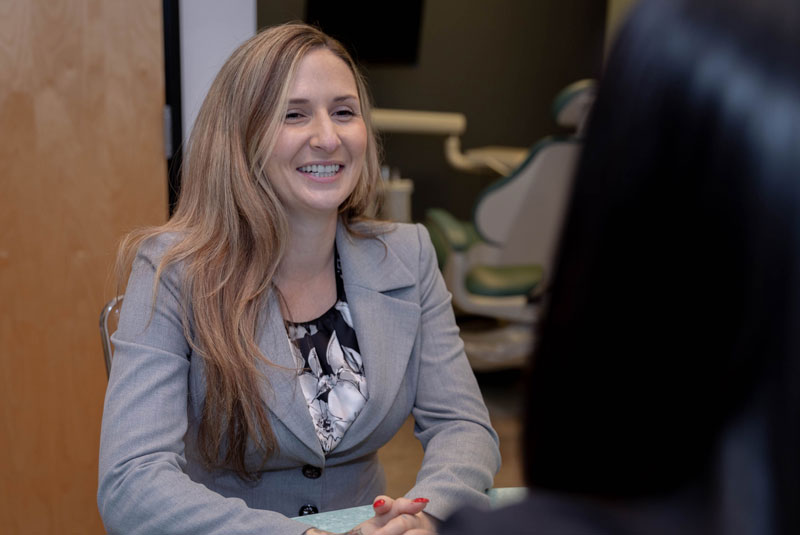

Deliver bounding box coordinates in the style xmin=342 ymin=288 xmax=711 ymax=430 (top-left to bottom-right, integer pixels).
xmin=373 ymin=499 xmax=386 ymax=508
xmin=413 ymin=497 xmax=429 ymax=503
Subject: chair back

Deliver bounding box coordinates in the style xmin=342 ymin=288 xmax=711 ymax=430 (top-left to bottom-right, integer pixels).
xmin=469 ymin=80 xmax=595 ymax=271
xmin=472 ymin=138 xmax=581 ymax=269
xmin=99 ymin=295 xmax=123 ymax=377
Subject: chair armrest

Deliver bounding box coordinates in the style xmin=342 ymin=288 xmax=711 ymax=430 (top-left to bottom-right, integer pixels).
xmin=425 ymin=208 xmax=480 ymax=252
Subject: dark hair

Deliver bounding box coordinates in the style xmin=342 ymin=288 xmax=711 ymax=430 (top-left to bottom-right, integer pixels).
xmin=524 ymin=0 xmax=800 ymax=529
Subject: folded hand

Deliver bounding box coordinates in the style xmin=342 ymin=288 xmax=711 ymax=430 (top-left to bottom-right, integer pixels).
xmin=369 ymin=496 xmax=437 ymax=535
xmin=303 ymin=495 xmax=437 ymax=535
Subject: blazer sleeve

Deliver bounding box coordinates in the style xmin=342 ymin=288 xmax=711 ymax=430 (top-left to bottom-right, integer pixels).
xmin=97 ymin=239 xmax=310 ymax=535
xmin=404 ymin=224 xmax=502 ymax=520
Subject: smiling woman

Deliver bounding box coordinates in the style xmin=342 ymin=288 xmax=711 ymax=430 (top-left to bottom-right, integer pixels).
xmin=97 ymin=23 xmax=500 ymax=535
xmin=266 ymin=48 xmax=367 ymax=225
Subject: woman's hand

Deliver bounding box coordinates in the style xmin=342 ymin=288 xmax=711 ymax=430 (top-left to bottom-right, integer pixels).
xmin=369 ymin=496 xmax=437 ymax=535
xmin=303 ymin=495 xmax=437 ymax=535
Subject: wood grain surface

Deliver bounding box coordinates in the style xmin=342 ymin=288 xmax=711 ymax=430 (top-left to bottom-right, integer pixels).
xmin=0 ymin=1 xmax=167 ymax=532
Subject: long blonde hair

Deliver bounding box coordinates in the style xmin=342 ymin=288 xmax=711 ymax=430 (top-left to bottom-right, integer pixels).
xmin=116 ymin=23 xmax=382 ymax=479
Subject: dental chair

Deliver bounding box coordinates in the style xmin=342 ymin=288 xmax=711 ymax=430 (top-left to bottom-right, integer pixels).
xmin=425 ymin=80 xmax=596 ymax=370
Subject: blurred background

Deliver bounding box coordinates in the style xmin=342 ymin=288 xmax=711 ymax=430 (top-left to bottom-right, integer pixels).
xmin=0 ymin=0 xmax=635 ymax=532
xmin=259 ymin=0 xmax=606 ymax=221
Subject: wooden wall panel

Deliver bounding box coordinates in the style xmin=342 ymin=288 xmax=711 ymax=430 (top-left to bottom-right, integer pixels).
xmin=0 ymin=1 xmax=167 ymax=532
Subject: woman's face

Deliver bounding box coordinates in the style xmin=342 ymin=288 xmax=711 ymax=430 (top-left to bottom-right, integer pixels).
xmin=266 ymin=48 xmax=367 ymax=223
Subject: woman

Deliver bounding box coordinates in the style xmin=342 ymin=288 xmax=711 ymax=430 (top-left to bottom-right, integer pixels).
xmin=98 ymin=23 xmax=499 ymax=535
xmin=441 ymin=0 xmax=800 ymax=533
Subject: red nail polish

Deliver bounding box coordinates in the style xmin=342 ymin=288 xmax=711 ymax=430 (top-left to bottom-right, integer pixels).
xmin=413 ymin=498 xmax=429 ymax=503
xmin=373 ymin=499 xmax=385 ymax=508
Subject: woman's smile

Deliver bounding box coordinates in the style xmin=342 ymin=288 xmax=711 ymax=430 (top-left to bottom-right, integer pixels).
xmin=297 ymin=162 xmax=345 ymax=182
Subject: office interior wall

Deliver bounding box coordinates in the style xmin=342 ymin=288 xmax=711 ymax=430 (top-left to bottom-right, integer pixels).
xmin=257 ymin=0 xmax=606 ymax=221
xmin=179 ymin=0 xmax=256 ymax=140
xmin=0 ymin=1 xmax=167 ymax=532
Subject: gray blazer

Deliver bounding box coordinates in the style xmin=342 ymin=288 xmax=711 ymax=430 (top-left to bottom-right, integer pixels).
xmin=98 ymin=222 xmax=500 ymax=535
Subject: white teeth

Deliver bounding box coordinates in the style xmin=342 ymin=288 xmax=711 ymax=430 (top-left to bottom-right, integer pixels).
xmin=298 ymin=164 xmax=341 ymax=177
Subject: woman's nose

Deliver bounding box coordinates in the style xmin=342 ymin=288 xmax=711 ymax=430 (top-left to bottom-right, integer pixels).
xmin=309 ymin=115 xmax=341 ymax=153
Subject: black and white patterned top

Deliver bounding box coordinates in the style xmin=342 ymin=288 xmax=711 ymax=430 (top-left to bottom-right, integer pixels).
xmin=286 ymin=250 xmax=368 ymax=455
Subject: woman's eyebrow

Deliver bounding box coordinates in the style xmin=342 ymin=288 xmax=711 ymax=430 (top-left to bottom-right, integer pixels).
xmin=287 ymin=95 xmax=358 ymax=105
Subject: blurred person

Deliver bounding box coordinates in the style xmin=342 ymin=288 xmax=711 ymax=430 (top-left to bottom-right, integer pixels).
xmin=441 ymin=0 xmax=800 ymax=533
xmin=98 ymin=23 xmax=498 ymax=535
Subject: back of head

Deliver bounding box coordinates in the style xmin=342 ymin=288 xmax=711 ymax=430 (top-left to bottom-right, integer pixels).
xmin=524 ymin=0 xmax=800 ymax=529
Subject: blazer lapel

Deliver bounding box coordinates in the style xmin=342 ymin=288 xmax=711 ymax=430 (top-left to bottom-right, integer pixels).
xmin=256 ymin=289 xmax=324 ymax=461
xmin=334 ymin=223 xmax=420 ymax=451
xmin=253 ymin=222 xmax=420 ymax=460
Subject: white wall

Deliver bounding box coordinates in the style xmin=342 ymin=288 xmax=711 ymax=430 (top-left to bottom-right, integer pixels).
xmin=179 ymin=0 xmax=257 ymax=140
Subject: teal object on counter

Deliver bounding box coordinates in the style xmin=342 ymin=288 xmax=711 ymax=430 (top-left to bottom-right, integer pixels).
xmin=293 ymin=487 xmax=528 ymax=532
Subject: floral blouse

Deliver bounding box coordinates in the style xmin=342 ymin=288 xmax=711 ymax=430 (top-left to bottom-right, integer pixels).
xmin=286 ymin=251 xmax=368 ymax=455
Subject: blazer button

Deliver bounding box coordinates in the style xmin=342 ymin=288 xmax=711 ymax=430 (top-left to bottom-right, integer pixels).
xmin=298 ymin=503 xmax=319 ymax=516
xmin=302 ymin=464 xmax=322 ymax=479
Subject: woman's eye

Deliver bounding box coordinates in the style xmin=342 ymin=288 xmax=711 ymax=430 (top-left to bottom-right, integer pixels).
xmin=333 ymin=109 xmax=355 ymax=119
xmin=285 ymin=111 xmax=304 ymax=122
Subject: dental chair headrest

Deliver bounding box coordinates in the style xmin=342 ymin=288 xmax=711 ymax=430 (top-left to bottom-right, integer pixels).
xmin=552 ymin=79 xmax=597 ymax=134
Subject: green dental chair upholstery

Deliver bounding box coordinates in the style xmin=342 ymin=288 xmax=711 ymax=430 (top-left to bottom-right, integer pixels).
xmin=425 ymin=80 xmax=595 ymax=369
